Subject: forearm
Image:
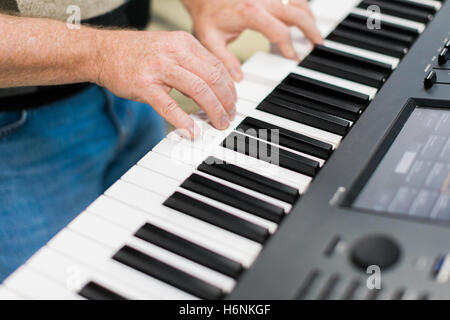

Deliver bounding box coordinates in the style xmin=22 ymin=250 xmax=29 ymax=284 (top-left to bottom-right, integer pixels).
xmin=0 ymin=13 xmax=101 ymax=88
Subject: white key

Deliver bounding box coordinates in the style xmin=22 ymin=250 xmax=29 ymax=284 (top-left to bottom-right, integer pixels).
xmin=0 ymin=287 xmax=24 ymax=300
xmin=352 ymin=8 xmax=425 ymax=33
xmin=123 ymin=165 xmax=179 ymax=197
xmin=27 ymin=247 xmax=157 ymax=300
xmin=139 ymin=151 xmax=193 ymax=181
xmin=235 ymin=80 xmax=274 ymax=104
xmin=323 ymin=40 xmax=400 ymax=68
xmin=154 ymin=138 xmax=308 ymax=192
xmin=407 ymin=0 xmax=441 ymax=10
xmin=88 ymin=196 xmax=250 ymax=267
xmin=48 ymin=229 xmax=197 ymax=300
xmin=243 ymin=52 xmax=378 ymax=99
xmin=310 ymin=0 xmax=362 ymax=23
xmin=68 ymin=212 xmax=236 ymax=293
xmin=105 ymin=180 xmax=262 ymax=258
xmin=4 ymin=266 xmax=83 ymax=300
xmin=123 ymin=165 xmax=281 ymax=232
xmin=236 ymin=99 xmax=341 ymax=146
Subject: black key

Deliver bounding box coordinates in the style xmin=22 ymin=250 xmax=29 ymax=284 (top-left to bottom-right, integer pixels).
xmin=328 ymin=28 xmax=408 ymax=58
xmin=198 ymin=157 xmax=299 ymax=204
xmin=222 ymin=131 xmax=321 ymax=177
xmin=113 ymin=245 xmax=224 ymax=300
xmin=78 ymin=282 xmax=127 ymax=300
xmin=358 ymin=0 xmax=434 ymax=23
xmin=135 ymin=223 xmax=243 ymax=278
xmin=328 ymin=13 xmax=418 ymax=58
xmin=182 ymin=173 xmax=285 ymax=223
xmin=300 ymin=45 xmax=392 ymax=88
xmin=164 ymin=192 xmax=269 ymax=243
xmin=281 ymin=72 xmax=370 ymax=110
xmin=237 ymin=117 xmax=333 ymax=159
xmin=258 ymin=96 xmax=351 ymax=136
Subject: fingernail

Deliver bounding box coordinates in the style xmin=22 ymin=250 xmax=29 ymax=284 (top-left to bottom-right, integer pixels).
xmin=230 ymin=68 xmax=242 ymax=82
xmin=220 ymin=114 xmax=230 ymax=129
xmin=228 ymin=107 xmax=236 ymax=120
xmin=186 ymin=122 xmax=200 ymax=140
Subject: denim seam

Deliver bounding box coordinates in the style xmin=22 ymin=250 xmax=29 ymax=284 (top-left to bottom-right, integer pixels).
xmin=0 ymin=110 xmax=28 ymax=140
xmin=102 ymin=90 xmax=127 ymax=154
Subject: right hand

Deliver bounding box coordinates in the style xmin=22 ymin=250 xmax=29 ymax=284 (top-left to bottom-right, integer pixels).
xmin=95 ymin=30 xmax=237 ymax=139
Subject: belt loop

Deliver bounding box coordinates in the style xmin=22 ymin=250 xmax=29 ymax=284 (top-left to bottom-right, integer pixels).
xmin=0 ymin=110 xmax=28 ymax=139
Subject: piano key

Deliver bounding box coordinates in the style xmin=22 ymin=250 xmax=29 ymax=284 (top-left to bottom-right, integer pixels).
xmin=166 ymin=119 xmax=317 ymax=188
xmin=309 ymin=0 xmax=364 ymax=23
xmin=237 ymin=99 xmax=342 ymax=146
xmin=222 ymin=131 xmax=321 ymax=177
xmin=139 ymin=151 xmax=193 ymax=182
xmin=280 ymin=72 xmax=370 ymax=109
xmin=271 ymin=83 xmax=362 ymax=122
xmin=236 ymin=117 xmax=333 ymax=159
xmin=114 ymin=245 xmax=224 ymax=300
xmin=300 ymin=45 xmax=392 ymax=88
xmin=154 ymin=137 xmax=311 ymax=191
xmin=198 ymin=156 xmax=299 ymax=204
xmin=242 ymin=52 xmax=378 ymax=99
xmin=49 ymin=229 xmax=198 ymax=300
xmin=106 ymin=180 xmax=263 ymax=258
xmin=351 ymin=7 xmax=425 ymax=33
xmin=258 ymin=97 xmax=351 ymax=136
xmin=78 ymin=282 xmax=127 ymax=300
xmin=135 ymin=223 xmax=243 ymax=279
xmin=138 ymin=152 xmax=292 ymax=212
xmin=27 ymin=247 xmax=155 ymax=300
xmin=88 ymin=196 xmax=253 ymax=267
xmin=69 ymin=212 xmax=236 ymax=294
xmin=235 ymin=80 xmax=274 ymax=105
xmin=407 ymin=0 xmax=441 ymax=11
xmin=340 ymin=14 xmax=418 ymax=44
xmin=123 ymin=166 xmax=278 ymax=233
xmin=0 ymin=287 xmax=24 ymax=300
xmin=357 ymin=0 xmax=434 ymax=23
xmin=3 ymin=266 xmax=83 ymax=300
xmin=181 ymin=173 xmax=285 ymax=223
xmin=192 ymin=167 xmax=292 ymax=212
xmin=164 ymin=192 xmax=270 ymax=243
xmin=323 ymin=40 xmax=400 ymax=68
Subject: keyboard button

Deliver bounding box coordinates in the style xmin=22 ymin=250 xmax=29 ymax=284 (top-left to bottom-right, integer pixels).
xmin=182 ymin=173 xmax=285 ymax=223
xmin=114 ymin=245 xmax=224 ymax=300
xmin=237 ymin=117 xmax=333 ymax=159
xmin=198 ymin=157 xmax=299 ymax=204
xmin=164 ymin=191 xmax=270 ymax=243
xmin=135 ymin=223 xmax=244 ymax=278
xmin=79 ymin=282 xmax=127 ymax=300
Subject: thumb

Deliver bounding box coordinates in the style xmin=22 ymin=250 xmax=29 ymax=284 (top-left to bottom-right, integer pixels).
xmin=200 ymin=31 xmax=243 ymax=82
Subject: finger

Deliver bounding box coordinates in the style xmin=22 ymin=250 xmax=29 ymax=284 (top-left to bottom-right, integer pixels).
xmin=285 ymin=0 xmax=315 ymax=20
xmin=276 ymin=5 xmax=323 ymax=44
xmin=177 ymin=34 xmax=237 ymax=117
xmin=200 ymin=29 xmax=243 ymax=82
xmin=165 ymin=65 xmax=231 ymax=130
xmin=146 ymin=85 xmax=199 ymax=139
xmin=246 ymin=7 xmax=298 ymax=60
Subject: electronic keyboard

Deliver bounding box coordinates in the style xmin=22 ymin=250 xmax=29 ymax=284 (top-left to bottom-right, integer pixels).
xmin=2 ymin=0 xmax=450 ymax=300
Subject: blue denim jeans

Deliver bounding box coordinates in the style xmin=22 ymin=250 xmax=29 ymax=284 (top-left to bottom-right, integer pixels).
xmin=0 ymin=85 xmax=166 ymax=282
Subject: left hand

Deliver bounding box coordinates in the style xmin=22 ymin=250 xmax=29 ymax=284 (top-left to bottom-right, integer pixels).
xmin=182 ymin=0 xmax=323 ymax=81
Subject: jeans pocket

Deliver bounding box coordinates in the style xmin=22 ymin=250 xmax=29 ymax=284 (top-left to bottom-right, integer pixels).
xmin=0 ymin=110 xmax=28 ymax=140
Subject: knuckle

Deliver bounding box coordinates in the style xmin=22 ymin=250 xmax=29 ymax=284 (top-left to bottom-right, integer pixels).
xmin=173 ymin=30 xmax=194 ymax=43
xmin=161 ymin=100 xmax=179 ymax=118
xmin=191 ymin=79 xmax=210 ymax=97
xmin=208 ymin=61 xmax=225 ymax=86
xmin=238 ymin=1 xmax=263 ymax=15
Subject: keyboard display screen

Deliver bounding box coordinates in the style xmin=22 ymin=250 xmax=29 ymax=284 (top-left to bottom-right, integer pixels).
xmin=353 ymin=107 xmax=450 ymax=221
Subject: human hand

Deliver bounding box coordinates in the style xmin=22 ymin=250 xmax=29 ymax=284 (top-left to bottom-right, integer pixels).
xmin=183 ymin=0 xmax=323 ymax=81
xmin=95 ymin=30 xmax=237 ymax=138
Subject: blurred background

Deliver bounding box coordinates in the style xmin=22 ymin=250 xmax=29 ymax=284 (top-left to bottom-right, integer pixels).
xmin=147 ymin=0 xmax=271 ymax=130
